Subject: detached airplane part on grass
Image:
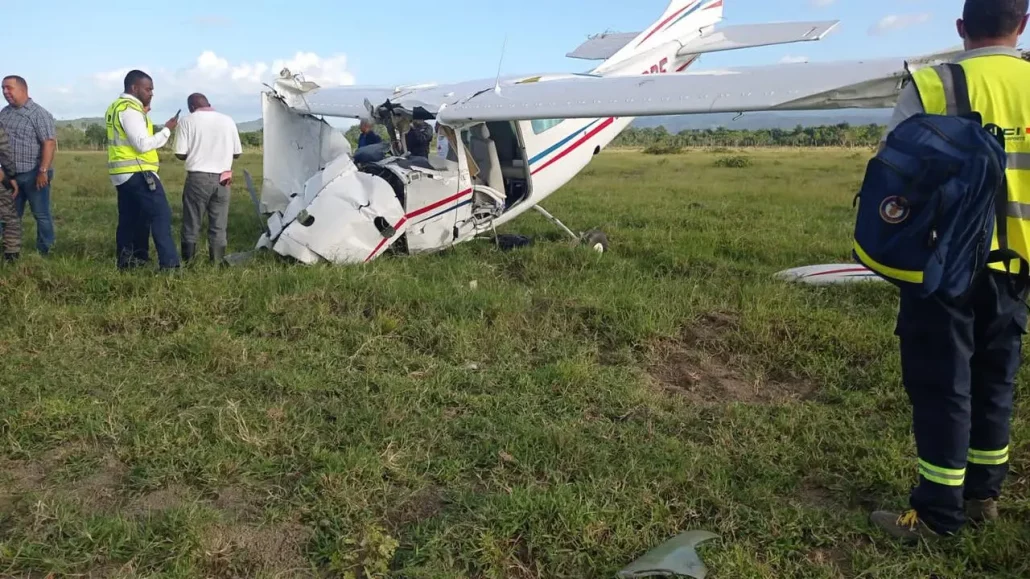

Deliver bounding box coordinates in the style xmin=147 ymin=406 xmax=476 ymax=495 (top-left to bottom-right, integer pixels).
xmin=253 ymin=0 xmax=960 ymax=267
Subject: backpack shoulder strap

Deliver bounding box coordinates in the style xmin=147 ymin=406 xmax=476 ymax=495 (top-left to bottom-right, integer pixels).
xmin=943 ymin=63 xmax=973 ymax=117
xmin=947 ymin=62 xmax=1030 ymax=286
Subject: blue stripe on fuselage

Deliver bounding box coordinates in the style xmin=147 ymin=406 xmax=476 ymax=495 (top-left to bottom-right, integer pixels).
xmin=528 ymin=119 xmax=601 ymax=166
xmin=664 ymin=1 xmax=705 ymax=29
xmin=415 ymin=199 xmax=473 ymax=224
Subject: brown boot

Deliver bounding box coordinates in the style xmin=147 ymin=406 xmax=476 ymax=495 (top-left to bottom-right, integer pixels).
xmin=966 ymin=498 xmax=999 ymax=525
xmin=870 ymin=509 xmax=941 ymax=543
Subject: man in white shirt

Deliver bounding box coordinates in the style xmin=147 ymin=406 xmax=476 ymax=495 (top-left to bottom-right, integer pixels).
xmin=173 ymin=93 xmax=242 ymax=264
xmin=105 ymin=70 xmax=180 ymax=270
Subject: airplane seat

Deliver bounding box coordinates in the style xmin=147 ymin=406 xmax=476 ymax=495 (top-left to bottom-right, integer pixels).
xmin=469 ymin=125 xmax=504 ymax=191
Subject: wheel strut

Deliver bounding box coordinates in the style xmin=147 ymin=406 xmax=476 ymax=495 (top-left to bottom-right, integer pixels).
xmin=532 ymin=204 xmax=579 ymax=241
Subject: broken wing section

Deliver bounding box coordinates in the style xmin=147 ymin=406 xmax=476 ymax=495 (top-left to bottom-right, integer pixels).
xmin=261 ymin=91 xmax=353 ymax=214
xmin=260 ymin=153 xmax=407 ymax=265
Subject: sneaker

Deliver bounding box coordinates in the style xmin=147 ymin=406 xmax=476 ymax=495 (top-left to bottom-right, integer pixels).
xmin=966 ymin=498 xmax=999 ymax=524
xmin=870 ymin=509 xmax=941 ymax=543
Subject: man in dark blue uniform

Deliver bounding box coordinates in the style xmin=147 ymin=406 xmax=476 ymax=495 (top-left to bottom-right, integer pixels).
xmin=870 ymin=0 xmax=1030 ymax=542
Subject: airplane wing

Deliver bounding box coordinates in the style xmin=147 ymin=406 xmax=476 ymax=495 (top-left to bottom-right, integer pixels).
xmin=270 ymin=47 xmax=961 ymax=124
xmin=271 ymin=72 xmax=510 ymax=119
xmin=436 ymin=50 xmax=962 ymax=124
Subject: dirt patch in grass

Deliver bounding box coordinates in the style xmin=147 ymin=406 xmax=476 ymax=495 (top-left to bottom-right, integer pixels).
xmin=65 ymin=455 xmax=128 ymax=511
xmin=202 ymin=521 xmax=314 ymax=578
xmin=385 ymin=485 xmax=447 ymax=532
xmin=648 ymin=312 xmax=815 ymax=404
xmin=807 ymin=547 xmax=854 ymax=578
xmin=128 ymin=483 xmax=196 ymax=515
xmin=0 ymin=444 xmax=127 ymax=512
xmin=209 ymin=485 xmax=264 ymax=523
xmin=798 ymin=478 xmax=838 ymax=511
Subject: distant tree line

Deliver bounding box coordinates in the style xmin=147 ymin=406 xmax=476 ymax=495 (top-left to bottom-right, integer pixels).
xmin=55 ymin=122 xmax=264 ymax=151
xmin=611 ymin=123 xmax=887 ymax=148
xmin=53 ymin=120 xmax=887 ymax=151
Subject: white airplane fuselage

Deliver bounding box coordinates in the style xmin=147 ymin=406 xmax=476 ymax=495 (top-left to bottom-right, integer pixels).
xmin=466 ymin=1 xmax=724 ymax=231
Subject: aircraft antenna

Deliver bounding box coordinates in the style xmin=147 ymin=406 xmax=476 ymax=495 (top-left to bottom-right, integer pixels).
xmin=494 ymin=34 xmax=508 ymax=94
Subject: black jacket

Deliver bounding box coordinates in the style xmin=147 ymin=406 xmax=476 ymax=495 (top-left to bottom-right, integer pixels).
xmin=406 ymin=122 xmax=433 ymax=157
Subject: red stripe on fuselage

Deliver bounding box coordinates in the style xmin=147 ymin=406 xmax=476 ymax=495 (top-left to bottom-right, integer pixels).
xmin=408 ymin=188 xmax=474 ymax=219
xmin=530 ymin=118 xmax=616 ymax=176
xmin=363 ymin=188 xmax=474 ymax=262
xmin=806 ymin=267 xmax=872 ymax=277
xmin=676 ymin=56 xmax=699 ymax=72
xmin=636 ymin=2 xmax=697 ymax=47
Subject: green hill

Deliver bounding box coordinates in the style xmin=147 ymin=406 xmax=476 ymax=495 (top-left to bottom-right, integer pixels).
xmin=55 ymin=117 xmax=105 ymax=130
xmin=55 ymin=117 xmax=264 ymax=133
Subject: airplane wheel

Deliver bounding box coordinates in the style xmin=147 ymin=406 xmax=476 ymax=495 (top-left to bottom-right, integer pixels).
xmin=582 ymin=230 xmax=609 ymax=253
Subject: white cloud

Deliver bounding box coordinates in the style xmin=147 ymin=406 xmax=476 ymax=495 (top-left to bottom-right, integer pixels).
xmin=779 ymin=55 xmax=809 ymax=63
xmin=869 ymin=13 xmax=932 ymax=36
xmin=38 ymin=50 xmax=355 ymax=122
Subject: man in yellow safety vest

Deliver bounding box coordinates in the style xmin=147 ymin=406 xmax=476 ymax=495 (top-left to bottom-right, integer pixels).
xmin=871 ymin=0 xmax=1030 ymax=542
xmin=104 ymin=69 xmax=181 ymax=270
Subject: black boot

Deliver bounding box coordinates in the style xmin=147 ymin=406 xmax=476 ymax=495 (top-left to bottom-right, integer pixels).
xmin=3 ymin=252 xmax=18 ymax=263
xmin=181 ymin=242 xmax=196 ymax=263
xmin=209 ymin=245 xmax=226 ymax=265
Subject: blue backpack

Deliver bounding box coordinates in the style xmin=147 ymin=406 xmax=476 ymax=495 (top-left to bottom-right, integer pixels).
xmin=852 ymin=63 xmax=1029 ymax=301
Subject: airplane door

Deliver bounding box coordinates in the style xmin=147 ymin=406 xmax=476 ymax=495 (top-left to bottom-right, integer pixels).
xmin=404 ymin=126 xmax=478 ymax=253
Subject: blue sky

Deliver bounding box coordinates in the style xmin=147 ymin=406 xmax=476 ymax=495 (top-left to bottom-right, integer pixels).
xmin=6 ymin=0 xmax=973 ymax=122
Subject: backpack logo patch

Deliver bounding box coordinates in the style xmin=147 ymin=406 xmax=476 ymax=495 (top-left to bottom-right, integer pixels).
xmin=879 ymin=196 xmax=909 ymax=224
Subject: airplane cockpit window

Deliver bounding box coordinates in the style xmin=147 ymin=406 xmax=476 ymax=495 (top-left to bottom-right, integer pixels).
xmin=531 ymin=119 xmax=564 ymax=134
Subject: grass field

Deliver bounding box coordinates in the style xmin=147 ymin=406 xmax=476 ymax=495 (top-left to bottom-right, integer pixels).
xmin=1 ymin=148 xmax=1027 ymax=578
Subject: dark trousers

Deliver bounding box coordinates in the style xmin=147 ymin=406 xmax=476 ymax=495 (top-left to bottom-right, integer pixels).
xmin=115 ymin=172 xmax=180 ymax=270
xmin=896 ymin=270 xmax=1027 ymax=534
xmin=181 ymin=171 xmax=229 ymax=248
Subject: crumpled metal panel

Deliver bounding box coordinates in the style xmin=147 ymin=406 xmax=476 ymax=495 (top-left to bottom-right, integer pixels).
xmin=619 ymin=530 xmax=720 ymax=579
xmin=267 ymin=154 xmax=406 ymax=264
xmin=260 ymin=91 xmax=352 ymax=215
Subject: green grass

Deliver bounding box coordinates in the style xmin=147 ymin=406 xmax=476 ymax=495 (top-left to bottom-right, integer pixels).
xmin=0 ymin=148 xmax=1027 ymax=578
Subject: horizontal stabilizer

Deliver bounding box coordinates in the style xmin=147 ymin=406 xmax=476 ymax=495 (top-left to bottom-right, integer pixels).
xmin=568 ymin=20 xmax=838 ymax=61
xmin=677 ymin=20 xmax=839 ymax=55
xmin=566 ymin=32 xmax=641 ymax=60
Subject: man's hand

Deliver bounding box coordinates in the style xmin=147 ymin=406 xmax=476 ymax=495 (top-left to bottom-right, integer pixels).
xmin=165 ymin=110 xmax=180 ymax=131
xmin=36 ymin=170 xmax=49 ymax=189
xmin=9 ymin=179 xmax=18 ymax=199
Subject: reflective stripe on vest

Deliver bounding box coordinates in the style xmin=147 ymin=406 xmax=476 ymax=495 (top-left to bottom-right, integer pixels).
xmin=104 ymin=97 xmax=159 ymax=175
xmin=912 ymin=56 xmax=1030 ymax=271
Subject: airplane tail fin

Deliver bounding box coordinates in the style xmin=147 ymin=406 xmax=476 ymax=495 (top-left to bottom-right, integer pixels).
xmin=568 ymin=0 xmax=725 ymax=68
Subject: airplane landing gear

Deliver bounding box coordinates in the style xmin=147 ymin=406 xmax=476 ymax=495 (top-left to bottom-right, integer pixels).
xmin=582 ymin=229 xmax=609 ymax=253
xmin=533 ymin=205 xmax=609 ymax=254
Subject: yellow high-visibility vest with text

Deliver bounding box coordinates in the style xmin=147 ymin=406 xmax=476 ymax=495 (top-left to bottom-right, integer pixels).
xmin=104 ymin=97 xmax=159 ymax=175
xmin=911 ymin=54 xmax=1030 ymax=273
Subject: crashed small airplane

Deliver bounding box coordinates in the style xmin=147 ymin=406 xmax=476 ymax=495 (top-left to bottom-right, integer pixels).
xmin=252 ymin=0 xmax=960 ymax=265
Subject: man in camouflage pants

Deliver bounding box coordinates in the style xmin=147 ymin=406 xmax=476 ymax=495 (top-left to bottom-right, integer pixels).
xmin=0 ymin=125 xmax=22 ymax=262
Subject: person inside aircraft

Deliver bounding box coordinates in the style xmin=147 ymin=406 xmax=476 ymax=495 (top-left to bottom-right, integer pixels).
xmin=405 ymin=119 xmax=433 ymax=158
xmin=352 ymin=117 xmax=390 ymax=165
